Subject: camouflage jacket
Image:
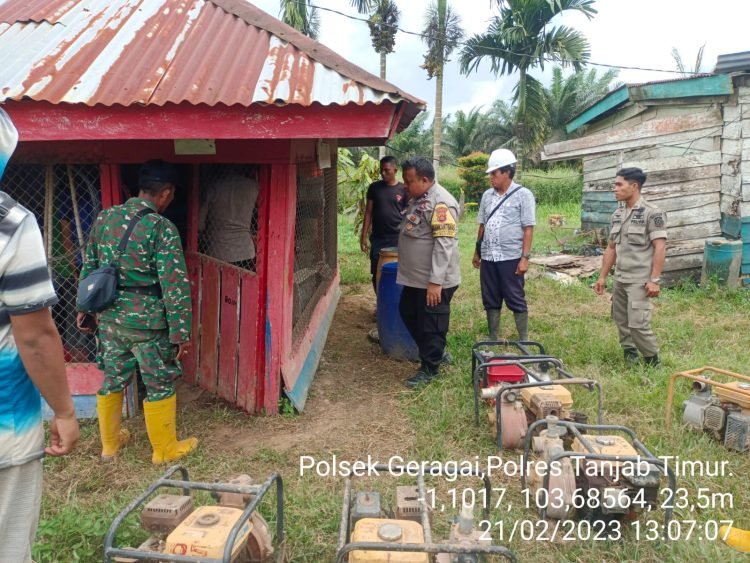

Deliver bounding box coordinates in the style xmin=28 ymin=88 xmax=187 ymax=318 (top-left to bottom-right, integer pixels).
xmin=81 ymin=198 xmax=191 ymax=343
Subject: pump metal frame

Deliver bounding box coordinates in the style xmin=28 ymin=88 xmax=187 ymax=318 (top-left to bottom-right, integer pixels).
xmin=104 ymin=465 xmax=285 ymax=563
xmin=472 ymin=355 xmax=567 ymax=426
xmin=665 ymin=366 xmax=750 ymax=425
xmin=471 ymin=339 xmax=547 ymax=380
xmin=335 ymin=464 xmax=516 ymax=562
xmin=492 ymin=368 xmax=603 ymax=450
xmin=520 ymin=420 xmax=676 ymax=527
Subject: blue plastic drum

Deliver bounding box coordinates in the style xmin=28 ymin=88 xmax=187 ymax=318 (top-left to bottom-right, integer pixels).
xmin=701 ymin=237 xmax=742 ymax=288
xmin=377 ymin=262 xmax=419 ymax=361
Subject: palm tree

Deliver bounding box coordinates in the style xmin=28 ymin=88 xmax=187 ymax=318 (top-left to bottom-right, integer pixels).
xmin=280 ymin=0 xmax=373 ymax=39
xmin=421 ymin=0 xmax=464 ymax=174
xmin=671 ymin=44 xmax=706 ymax=77
xmin=545 ymin=66 xmax=619 ymax=141
xmin=386 ymin=112 xmax=432 ymax=159
xmin=368 ymin=0 xmax=400 ymax=158
xmin=460 ymin=0 xmax=596 ymax=157
xmin=279 ymin=0 xmax=320 ymax=38
xmin=474 ymin=99 xmax=516 ymax=153
xmin=368 ymin=0 xmax=400 ymax=80
xmin=443 ymin=107 xmax=484 ymax=157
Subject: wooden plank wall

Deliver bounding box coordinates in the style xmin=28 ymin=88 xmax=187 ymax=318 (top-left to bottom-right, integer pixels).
xmin=723 ymin=76 xmax=750 ymax=277
xmin=569 ymin=104 xmax=725 ymax=283
xmin=183 ymin=252 xmax=262 ymax=413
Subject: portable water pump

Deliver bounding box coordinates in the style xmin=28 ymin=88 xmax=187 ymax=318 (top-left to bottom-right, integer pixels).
xmin=668 ymin=367 xmax=750 ymax=452
xmin=474 ymin=352 xmax=604 ymax=450
xmin=521 ymin=418 xmax=676 ymax=525
xmin=335 ymin=464 xmax=516 ymax=563
xmin=105 ymin=466 xmax=283 ymax=563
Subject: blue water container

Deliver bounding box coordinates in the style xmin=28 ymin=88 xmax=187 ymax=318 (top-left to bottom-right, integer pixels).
xmin=377 ymin=262 xmax=419 ymax=361
xmin=701 ymin=237 xmax=742 ymax=288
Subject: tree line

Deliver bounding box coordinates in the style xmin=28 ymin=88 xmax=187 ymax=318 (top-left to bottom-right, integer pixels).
xmin=279 ymin=0 xmax=619 ymax=166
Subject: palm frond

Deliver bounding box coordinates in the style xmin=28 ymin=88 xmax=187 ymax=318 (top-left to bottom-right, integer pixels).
xmin=279 ymin=0 xmax=319 ymax=39
xmin=540 ymin=25 xmax=590 ymax=70
xmin=671 ymin=47 xmax=686 ymax=75
xmin=350 ymin=0 xmax=374 ymax=13
xmin=694 ymin=43 xmax=706 ymax=74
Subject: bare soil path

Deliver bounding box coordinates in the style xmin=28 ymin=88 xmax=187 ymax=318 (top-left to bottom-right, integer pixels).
xmin=181 ymin=285 xmax=418 ymax=460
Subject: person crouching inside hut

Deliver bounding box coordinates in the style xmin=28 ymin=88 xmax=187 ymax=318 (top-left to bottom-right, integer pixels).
xmin=198 ymin=165 xmax=260 ymax=271
xmin=593 ymin=167 xmax=667 ymax=367
xmin=77 ymin=160 xmax=197 ymax=463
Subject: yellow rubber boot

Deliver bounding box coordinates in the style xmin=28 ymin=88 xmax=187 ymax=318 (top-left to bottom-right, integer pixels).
xmin=720 ymin=525 xmax=750 ymax=553
xmin=143 ymin=394 xmax=198 ymax=464
xmin=96 ymin=392 xmax=131 ymax=462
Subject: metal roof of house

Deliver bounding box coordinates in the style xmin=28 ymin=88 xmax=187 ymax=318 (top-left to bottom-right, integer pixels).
xmin=0 ymin=0 xmax=425 ymax=117
xmin=565 ymin=73 xmax=733 ymax=134
xmin=715 ymin=51 xmax=750 ymax=74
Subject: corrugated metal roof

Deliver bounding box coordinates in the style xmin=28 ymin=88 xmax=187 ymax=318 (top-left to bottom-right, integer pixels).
xmin=565 ymin=74 xmax=733 ymax=134
xmin=715 ymin=51 xmax=750 ymax=74
xmin=0 ymin=0 xmax=425 ymax=111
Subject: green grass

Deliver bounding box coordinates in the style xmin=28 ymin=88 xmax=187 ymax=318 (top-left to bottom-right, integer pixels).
xmin=338 ymin=212 xmax=370 ymax=287
xmin=34 ymin=204 xmax=750 ymax=562
xmin=338 ymin=205 xmax=750 ymax=562
xmin=517 ymin=167 xmax=583 ymax=206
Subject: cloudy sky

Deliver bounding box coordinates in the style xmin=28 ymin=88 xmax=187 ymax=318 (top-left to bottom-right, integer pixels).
xmin=252 ymin=0 xmax=750 ymax=116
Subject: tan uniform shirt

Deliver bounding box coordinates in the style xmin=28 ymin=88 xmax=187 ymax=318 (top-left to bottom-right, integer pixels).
xmin=609 ymin=197 xmax=667 ymax=283
xmin=397 ymin=182 xmax=461 ymax=289
xmin=198 ymin=172 xmax=259 ymax=263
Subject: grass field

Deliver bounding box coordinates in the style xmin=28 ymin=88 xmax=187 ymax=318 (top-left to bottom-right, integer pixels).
xmin=34 ymin=203 xmax=750 ymax=562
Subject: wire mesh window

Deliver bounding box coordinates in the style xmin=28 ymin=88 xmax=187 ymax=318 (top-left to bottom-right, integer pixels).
xmin=198 ymin=164 xmax=260 ymax=272
xmin=1 ymin=164 xmax=101 ymax=362
xmin=292 ymin=162 xmax=337 ymax=341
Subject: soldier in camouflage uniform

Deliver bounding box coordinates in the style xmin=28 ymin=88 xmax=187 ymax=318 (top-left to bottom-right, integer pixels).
xmin=78 ymin=160 xmax=197 ymax=463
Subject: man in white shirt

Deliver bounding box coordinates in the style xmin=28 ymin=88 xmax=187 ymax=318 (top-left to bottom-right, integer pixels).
xmin=0 ymin=108 xmax=79 ymax=562
xmin=472 ymin=149 xmax=536 ymax=341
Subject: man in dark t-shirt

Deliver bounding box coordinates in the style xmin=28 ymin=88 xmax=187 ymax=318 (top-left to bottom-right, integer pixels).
xmin=360 ymin=156 xmax=407 ymax=293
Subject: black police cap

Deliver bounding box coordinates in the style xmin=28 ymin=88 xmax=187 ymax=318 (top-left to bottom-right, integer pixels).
xmin=139 ymin=160 xmax=179 ymax=187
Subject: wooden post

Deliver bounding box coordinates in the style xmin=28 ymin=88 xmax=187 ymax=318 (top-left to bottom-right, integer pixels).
xmin=263 ymin=163 xmax=297 ymax=415
xmin=187 ymin=164 xmax=199 ymax=253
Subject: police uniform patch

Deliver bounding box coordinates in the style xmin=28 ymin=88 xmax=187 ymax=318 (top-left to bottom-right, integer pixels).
xmin=653 ymin=214 xmax=664 ymax=228
xmin=431 ymin=203 xmax=457 ymax=238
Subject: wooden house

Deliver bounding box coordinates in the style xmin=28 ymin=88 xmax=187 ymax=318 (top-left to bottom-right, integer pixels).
xmin=0 ymin=0 xmax=424 ymax=415
xmin=543 ymin=68 xmax=750 ymax=284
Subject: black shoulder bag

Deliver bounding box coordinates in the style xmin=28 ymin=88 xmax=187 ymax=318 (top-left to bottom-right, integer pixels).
xmin=77 ymin=208 xmax=154 ymax=313
xmin=475 ymin=185 xmax=523 ymax=256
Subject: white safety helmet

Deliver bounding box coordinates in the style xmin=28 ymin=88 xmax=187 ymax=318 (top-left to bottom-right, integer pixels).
xmin=486 ymin=148 xmax=517 ymax=173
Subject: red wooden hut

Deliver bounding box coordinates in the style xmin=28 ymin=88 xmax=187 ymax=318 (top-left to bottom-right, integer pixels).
xmin=0 ymin=0 xmax=424 ymax=414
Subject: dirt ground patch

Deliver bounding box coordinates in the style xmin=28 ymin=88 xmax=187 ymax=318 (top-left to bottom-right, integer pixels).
xmin=187 ymin=285 xmax=419 ymax=459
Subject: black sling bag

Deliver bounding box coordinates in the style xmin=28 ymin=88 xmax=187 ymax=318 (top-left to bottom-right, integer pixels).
xmin=76 ymin=208 xmax=154 ymax=313
xmin=475 ymin=185 xmax=522 ymax=256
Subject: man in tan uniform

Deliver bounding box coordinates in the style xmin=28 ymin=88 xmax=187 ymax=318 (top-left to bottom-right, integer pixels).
xmin=397 ymin=157 xmax=460 ymax=388
xmin=594 ymin=167 xmax=666 ymax=366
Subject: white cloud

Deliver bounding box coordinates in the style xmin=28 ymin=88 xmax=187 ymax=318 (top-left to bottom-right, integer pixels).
xmin=250 ymin=0 xmax=750 ymax=115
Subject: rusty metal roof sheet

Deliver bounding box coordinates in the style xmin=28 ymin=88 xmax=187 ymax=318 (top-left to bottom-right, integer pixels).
xmin=0 ymin=0 xmax=425 ymax=112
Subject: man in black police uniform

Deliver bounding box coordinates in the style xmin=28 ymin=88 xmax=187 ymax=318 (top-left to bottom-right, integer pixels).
xmin=360 ymin=156 xmax=407 ymax=293
xmin=397 ymin=158 xmax=460 ymax=388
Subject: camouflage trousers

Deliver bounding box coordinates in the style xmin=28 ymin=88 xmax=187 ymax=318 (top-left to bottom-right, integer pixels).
xmin=98 ymin=323 xmax=181 ymax=402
